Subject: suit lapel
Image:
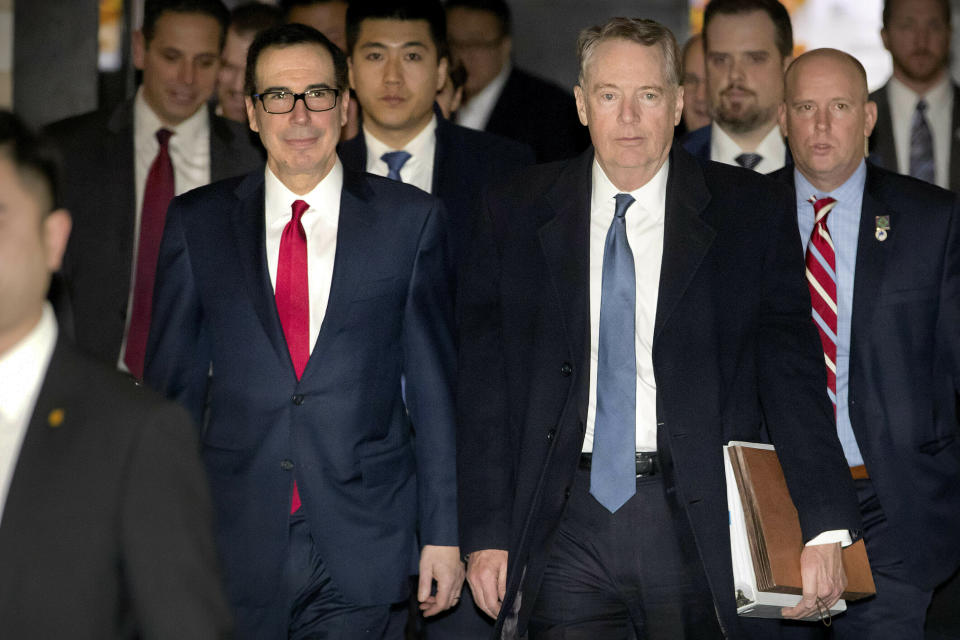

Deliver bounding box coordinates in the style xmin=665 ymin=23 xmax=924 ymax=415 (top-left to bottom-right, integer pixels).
xmin=228 ymin=172 xmax=291 ymax=364
xmin=300 ymin=170 xmax=376 ymax=379
xmin=950 ymin=85 xmax=960 ymax=192
xmin=432 ymin=117 xmax=454 ymax=199
xmin=539 ymin=151 xmax=593 ymax=381
xmin=654 ymin=147 xmax=715 ymax=338
xmin=106 ymin=102 xmax=138 ymax=300
xmin=850 ymin=165 xmax=890 ymax=349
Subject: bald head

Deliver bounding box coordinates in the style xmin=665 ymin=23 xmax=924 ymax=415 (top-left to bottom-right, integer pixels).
xmin=779 ymin=48 xmax=877 ymax=192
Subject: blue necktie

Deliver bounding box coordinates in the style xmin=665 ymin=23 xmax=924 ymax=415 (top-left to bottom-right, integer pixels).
xmin=735 ymin=152 xmax=763 ymax=171
xmin=910 ymin=99 xmax=935 ymax=184
xmin=382 ymin=151 xmax=411 ymax=182
xmin=591 ymin=192 xmax=637 ymax=513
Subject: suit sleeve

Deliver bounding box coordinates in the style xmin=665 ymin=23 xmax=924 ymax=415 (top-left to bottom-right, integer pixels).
xmin=756 ymin=185 xmax=862 ymax=542
xmin=402 ymin=199 xmax=460 ymax=547
xmin=455 ymin=191 xmax=514 ymax=555
xmin=144 ymin=198 xmax=212 ymax=426
xmin=120 ymin=400 xmax=233 ymax=639
xmin=937 ymin=195 xmax=960 ymax=398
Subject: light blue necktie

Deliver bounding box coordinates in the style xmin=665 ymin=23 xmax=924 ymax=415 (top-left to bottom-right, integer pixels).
xmin=382 ymin=151 xmax=411 ymax=182
xmin=591 ymin=192 xmax=637 ymax=513
xmin=910 ymin=99 xmax=935 ymax=184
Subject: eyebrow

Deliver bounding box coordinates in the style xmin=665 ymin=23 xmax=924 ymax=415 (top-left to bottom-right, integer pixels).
xmin=259 ymin=83 xmax=336 ymax=93
xmin=358 ymin=41 xmax=430 ymax=50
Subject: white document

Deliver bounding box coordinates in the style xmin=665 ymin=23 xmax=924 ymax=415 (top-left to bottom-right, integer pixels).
xmin=724 ymin=441 xmax=847 ymax=620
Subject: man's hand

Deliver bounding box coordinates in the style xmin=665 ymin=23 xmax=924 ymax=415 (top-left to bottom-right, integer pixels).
xmin=418 ymin=545 xmax=465 ymax=617
xmin=466 ymin=548 xmax=509 ymax=619
xmin=781 ymin=542 xmax=847 ymax=620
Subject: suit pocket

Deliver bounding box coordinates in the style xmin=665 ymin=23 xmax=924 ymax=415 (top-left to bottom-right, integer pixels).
xmin=917 ymin=434 xmax=957 ymax=456
xmin=877 ymin=285 xmax=937 ymax=307
xmin=351 ymin=276 xmax=402 ymax=302
xmin=360 ymin=441 xmax=415 ymax=489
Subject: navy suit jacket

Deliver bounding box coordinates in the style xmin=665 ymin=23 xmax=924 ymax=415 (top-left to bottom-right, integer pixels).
xmin=456 ymin=146 xmax=862 ymax=637
xmin=771 ymin=163 xmax=960 ymax=589
xmin=44 ymin=100 xmax=263 ymax=366
xmin=869 ymin=82 xmax=960 ymax=192
xmin=681 ymin=123 xmax=793 ymax=168
xmin=144 ymin=167 xmax=458 ymax=636
xmin=0 ymin=337 xmax=230 ymax=639
xmin=337 ymin=114 xmax=534 ymax=272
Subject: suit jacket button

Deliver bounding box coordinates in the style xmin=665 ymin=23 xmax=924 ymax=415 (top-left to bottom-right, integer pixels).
xmin=565 ymin=487 xmax=571 ymax=499
xmin=546 ymin=429 xmax=556 ymax=441
xmin=292 ymin=394 xmax=304 ymax=405
xmin=280 ymin=459 xmax=294 ymax=471
xmin=560 ymin=362 xmax=573 ymax=376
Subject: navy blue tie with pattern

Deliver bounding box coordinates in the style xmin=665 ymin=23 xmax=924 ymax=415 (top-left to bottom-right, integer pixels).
xmin=382 ymin=151 xmax=411 ymax=182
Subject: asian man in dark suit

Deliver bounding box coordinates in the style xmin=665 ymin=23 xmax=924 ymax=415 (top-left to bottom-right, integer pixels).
xmin=773 ymin=48 xmax=960 ymax=640
xmin=0 ymin=111 xmax=231 ymax=639
xmin=337 ymin=0 xmax=533 ymax=288
xmin=144 ymin=24 xmax=462 ymax=640
xmin=457 ymin=18 xmax=862 ymax=639
xmin=44 ymin=0 xmax=262 ymax=378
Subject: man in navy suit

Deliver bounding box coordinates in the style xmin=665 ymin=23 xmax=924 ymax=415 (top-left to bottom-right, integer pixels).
xmin=145 ymin=24 xmax=462 ymax=639
xmin=774 ymin=48 xmax=960 ymax=639
xmin=458 ymin=17 xmax=861 ymax=639
xmin=681 ymin=0 xmax=793 ymax=173
xmin=337 ymin=0 xmax=532 ymax=280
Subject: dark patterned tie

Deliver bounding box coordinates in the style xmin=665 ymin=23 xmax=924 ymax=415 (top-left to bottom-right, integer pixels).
xmin=125 ymin=128 xmax=174 ymax=380
xmin=735 ymin=152 xmax=763 ymax=171
xmin=910 ymin=99 xmax=935 ymax=184
xmin=591 ymin=193 xmax=637 ymax=513
xmin=382 ymin=151 xmax=411 ymax=182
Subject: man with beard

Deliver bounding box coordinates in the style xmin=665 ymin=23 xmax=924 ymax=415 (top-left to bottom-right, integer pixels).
xmin=682 ymin=0 xmax=793 ymax=174
xmin=870 ymin=0 xmax=959 ymax=192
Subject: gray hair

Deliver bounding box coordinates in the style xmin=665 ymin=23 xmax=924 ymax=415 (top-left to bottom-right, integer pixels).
xmin=576 ymin=17 xmax=681 ymax=89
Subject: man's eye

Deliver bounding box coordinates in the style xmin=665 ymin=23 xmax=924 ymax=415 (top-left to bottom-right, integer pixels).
xmin=405 ymin=52 xmax=422 ymax=61
xmin=305 ymin=90 xmax=324 ymax=99
xmin=267 ymin=92 xmax=287 ymax=101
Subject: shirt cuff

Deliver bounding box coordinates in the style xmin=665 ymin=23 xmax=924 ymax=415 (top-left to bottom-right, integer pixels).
xmin=805 ymin=529 xmax=853 ymax=547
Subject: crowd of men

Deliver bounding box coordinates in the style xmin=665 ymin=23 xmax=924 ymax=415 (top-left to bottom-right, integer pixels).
xmin=0 ymin=0 xmax=957 ymax=638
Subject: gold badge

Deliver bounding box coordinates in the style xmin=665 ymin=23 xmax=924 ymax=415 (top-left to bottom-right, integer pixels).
xmin=875 ymin=216 xmax=890 ymax=242
xmin=47 ymin=409 xmax=65 ymax=428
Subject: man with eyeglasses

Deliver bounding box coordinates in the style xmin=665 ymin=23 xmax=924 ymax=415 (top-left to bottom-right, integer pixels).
xmin=445 ymin=0 xmax=588 ymax=162
xmin=144 ymin=22 xmax=463 ymax=640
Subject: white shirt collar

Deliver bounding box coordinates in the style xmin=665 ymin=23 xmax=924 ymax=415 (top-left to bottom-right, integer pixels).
xmin=363 ymin=114 xmax=438 ymax=194
xmin=888 ymin=72 xmax=951 ymax=109
xmin=456 ymin=62 xmax=512 ymax=130
xmin=134 ymin=86 xmax=210 ymax=154
xmin=591 ymin=156 xmax=669 ymax=223
xmin=0 ymin=304 xmax=58 ymax=430
xmin=264 ymin=159 xmax=344 ymax=231
xmin=709 ymin=122 xmax=786 ymax=173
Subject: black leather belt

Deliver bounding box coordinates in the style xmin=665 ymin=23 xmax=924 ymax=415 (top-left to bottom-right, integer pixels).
xmin=578 ymin=451 xmax=659 ymax=477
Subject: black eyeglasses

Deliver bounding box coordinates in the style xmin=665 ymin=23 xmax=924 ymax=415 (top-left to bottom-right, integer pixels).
xmin=252 ymin=88 xmax=340 ymax=114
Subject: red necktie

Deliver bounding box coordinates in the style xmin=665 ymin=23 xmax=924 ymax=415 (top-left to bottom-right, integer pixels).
xmin=276 ymin=199 xmax=310 ymax=513
xmin=805 ymin=196 xmax=838 ymax=411
xmin=125 ymin=128 xmax=174 ymax=380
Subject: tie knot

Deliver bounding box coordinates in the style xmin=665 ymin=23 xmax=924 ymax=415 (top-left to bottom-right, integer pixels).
xmin=156 ymin=128 xmax=173 ymax=148
xmin=807 ymin=195 xmax=836 ymax=222
xmin=381 ymin=151 xmax=411 ymax=181
xmin=916 ymin=99 xmax=928 ymax=114
xmin=613 ymin=193 xmax=635 ymax=219
xmin=735 ymin=152 xmax=763 ymax=171
xmin=291 ymin=199 xmax=310 ymax=222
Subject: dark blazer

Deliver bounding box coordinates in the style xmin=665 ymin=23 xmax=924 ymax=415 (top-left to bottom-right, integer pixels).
xmin=481 ymin=67 xmax=590 ymax=163
xmin=144 ymin=168 xmax=458 ymax=638
xmin=869 ymin=82 xmax=960 ymax=192
xmin=44 ymin=100 xmax=263 ymax=366
xmin=771 ymin=162 xmax=960 ymax=590
xmin=0 ymin=336 xmax=230 ymax=639
xmin=456 ymin=146 xmax=862 ymax=637
xmin=681 ymin=123 xmax=793 ymax=168
xmin=337 ymin=113 xmax=534 ymax=271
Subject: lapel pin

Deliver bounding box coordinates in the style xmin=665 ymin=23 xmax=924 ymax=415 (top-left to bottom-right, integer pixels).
xmin=875 ymin=215 xmax=890 ymax=242
xmin=47 ymin=408 xmax=65 ymax=428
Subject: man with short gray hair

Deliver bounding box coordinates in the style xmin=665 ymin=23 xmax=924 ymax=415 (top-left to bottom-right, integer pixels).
xmin=457 ymin=16 xmax=861 ymax=639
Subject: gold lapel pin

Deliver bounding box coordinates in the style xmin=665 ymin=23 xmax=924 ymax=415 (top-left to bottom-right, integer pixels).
xmin=47 ymin=408 xmax=65 ymax=428
xmin=875 ymin=215 xmax=890 ymax=242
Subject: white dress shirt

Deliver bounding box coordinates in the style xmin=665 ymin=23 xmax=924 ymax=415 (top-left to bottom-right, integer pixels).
xmin=456 ymin=62 xmax=511 ymax=131
xmin=710 ymin=122 xmax=786 ymax=174
xmin=0 ymin=304 xmax=57 ymax=523
xmin=886 ymin=74 xmax=953 ymax=190
xmin=264 ymin=161 xmax=343 ymax=353
xmin=119 ymin=89 xmax=212 ymax=371
xmin=363 ymin=116 xmax=437 ymax=194
xmin=582 ymin=159 xmax=667 ymax=453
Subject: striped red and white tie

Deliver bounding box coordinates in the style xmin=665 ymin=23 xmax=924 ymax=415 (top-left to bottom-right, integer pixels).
xmin=806 ymin=196 xmax=838 ymax=410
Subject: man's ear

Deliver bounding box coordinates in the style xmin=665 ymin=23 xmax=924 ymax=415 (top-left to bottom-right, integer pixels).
xmin=245 ymin=96 xmax=259 ymax=133
xmin=133 ymin=30 xmax=146 ymax=71
xmin=44 ymin=209 xmax=72 ymax=273
xmin=778 ymin=101 xmax=788 ymax=139
xmin=574 ymin=84 xmax=588 ymax=127
xmin=436 ymin=56 xmax=450 ymax=94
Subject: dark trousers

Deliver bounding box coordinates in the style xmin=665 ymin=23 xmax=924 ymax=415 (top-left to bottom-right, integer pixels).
xmin=286 ymin=511 xmax=408 ymax=639
xmin=826 ymin=479 xmax=933 ymax=640
xmin=528 ymin=467 xmax=722 ymax=639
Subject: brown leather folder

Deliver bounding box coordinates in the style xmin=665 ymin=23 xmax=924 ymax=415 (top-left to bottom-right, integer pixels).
xmin=728 ymin=444 xmax=876 ymax=600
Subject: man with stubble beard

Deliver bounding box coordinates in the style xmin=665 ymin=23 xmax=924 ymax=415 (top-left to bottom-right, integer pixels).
xmin=682 ymin=0 xmax=793 ymax=174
